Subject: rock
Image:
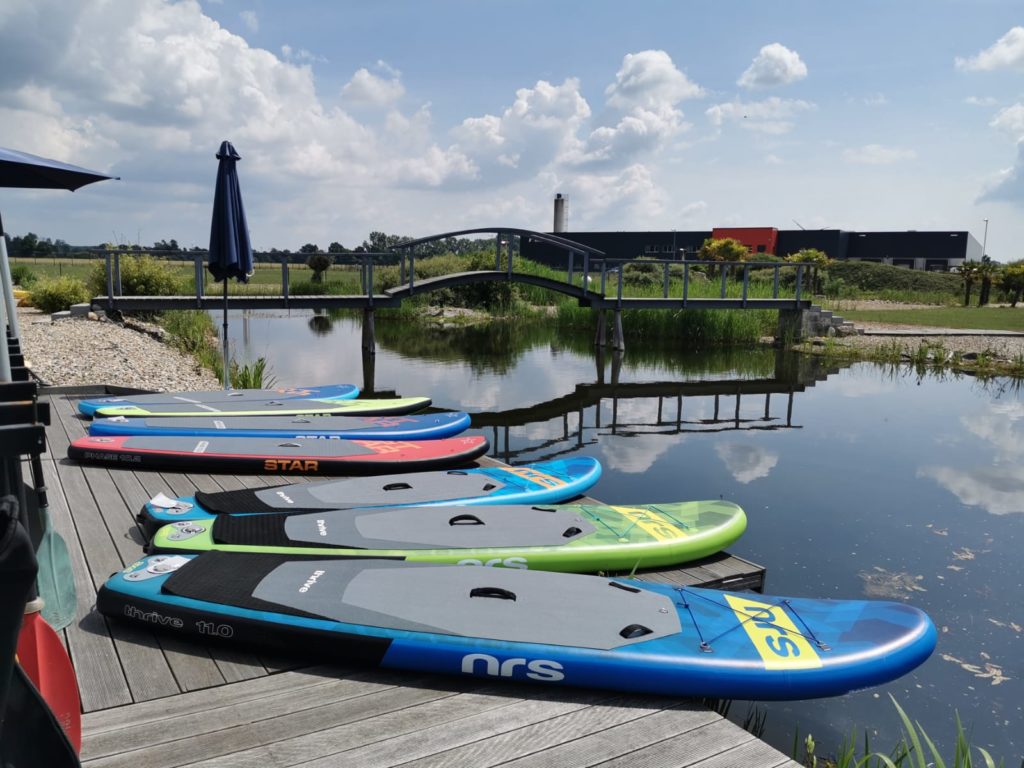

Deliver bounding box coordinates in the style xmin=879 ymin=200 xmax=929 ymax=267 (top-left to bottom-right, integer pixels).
xmin=69 ymin=303 xmax=91 ymax=317
xmin=51 ymin=310 xmax=71 ymax=321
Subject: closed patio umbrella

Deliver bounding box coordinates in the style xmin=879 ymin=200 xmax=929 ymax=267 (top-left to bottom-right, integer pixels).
xmin=208 ymin=140 xmax=253 ymax=390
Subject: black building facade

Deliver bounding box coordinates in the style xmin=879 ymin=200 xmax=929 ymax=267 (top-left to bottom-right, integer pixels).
xmin=522 ymin=228 xmax=981 ymax=271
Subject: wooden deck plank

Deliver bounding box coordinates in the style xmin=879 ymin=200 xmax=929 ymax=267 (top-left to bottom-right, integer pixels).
xmin=184 ymin=683 xmax=515 ymax=768
xmin=687 ymin=739 xmax=799 ymax=768
xmin=84 ymin=675 xmax=485 ymax=768
xmin=81 ymin=665 xmax=344 ymax=736
xmin=494 ymin=706 xmax=723 ymax=768
xmin=588 ymin=718 xmax=754 ymax=768
xmin=81 ymin=667 xmax=389 ymax=762
xmin=301 ymin=688 xmax=626 ymax=768
xmin=397 ymin=694 xmax=682 ymax=768
xmin=41 ymin=458 xmax=133 ymax=712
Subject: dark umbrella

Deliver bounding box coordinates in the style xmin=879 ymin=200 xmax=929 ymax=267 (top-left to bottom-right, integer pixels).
xmin=208 ymin=140 xmax=253 ymax=390
xmin=0 ymin=148 xmax=118 ymax=378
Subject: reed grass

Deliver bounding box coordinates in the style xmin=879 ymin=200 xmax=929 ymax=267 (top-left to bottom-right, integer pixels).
xmin=795 ymin=695 xmax=1002 ymax=768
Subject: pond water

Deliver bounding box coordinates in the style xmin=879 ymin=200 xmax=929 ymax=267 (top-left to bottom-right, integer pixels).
xmin=225 ymin=309 xmax=1023 ymax=762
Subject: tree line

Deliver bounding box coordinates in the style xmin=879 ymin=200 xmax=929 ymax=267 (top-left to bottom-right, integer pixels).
xmin=1 ymin=230 xmax=497 ymax=261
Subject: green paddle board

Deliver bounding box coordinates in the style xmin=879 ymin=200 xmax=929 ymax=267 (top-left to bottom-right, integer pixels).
xmin=148 ymin=500 xmax=746 ymax=573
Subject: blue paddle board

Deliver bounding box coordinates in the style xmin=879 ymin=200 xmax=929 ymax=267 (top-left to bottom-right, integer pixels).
xmin=89 ymin=412 xmax=472 ymax=440
xmin=137 ymin=457 xmax=602 ymax=539
xmin=98 ymin=554 xmax=937 ymax=701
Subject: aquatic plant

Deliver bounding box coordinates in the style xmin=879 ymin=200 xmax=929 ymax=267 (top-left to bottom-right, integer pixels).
xmin=230 ymin=357 xmax=275 ymax=389
xmin=795 ymin=695 xmax=1002 ymax=768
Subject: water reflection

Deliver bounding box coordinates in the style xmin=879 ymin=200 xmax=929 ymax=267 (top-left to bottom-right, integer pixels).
xmin=918 ymin=401 xmax=1024 ymax=515
xmin=222 ymin=309 xmax=1024 ymax=762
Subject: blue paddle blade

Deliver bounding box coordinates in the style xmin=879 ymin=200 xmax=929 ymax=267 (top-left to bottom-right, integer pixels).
xmin=35 ymin=506 xmax=76 ymax=631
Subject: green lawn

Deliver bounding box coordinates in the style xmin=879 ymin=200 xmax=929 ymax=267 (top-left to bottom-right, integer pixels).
xmin=842 ymin=306 xmax=1024 ymax=331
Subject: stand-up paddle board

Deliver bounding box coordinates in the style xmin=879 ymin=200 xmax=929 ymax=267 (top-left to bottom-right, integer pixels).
xmin=78 ymin=383 xmax=359 ymax=417
xmin=91 ymin=396 xmax=431 ymax=419
xmin=137 ymin=457 xmax=602 ymax=539
xmin=89 ymin=412 xmax=472 ymax=440
xmin=98 ymin=554 xmax=936 ymax=701
xmin=69 ymin=434 xmax=489 ymax=476
xmin=148 ymin=500 xmax=747 ymax=572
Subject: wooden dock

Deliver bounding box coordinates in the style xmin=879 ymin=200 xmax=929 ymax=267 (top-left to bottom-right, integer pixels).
xmin=38 ymin=391 xmax=798 ymax=768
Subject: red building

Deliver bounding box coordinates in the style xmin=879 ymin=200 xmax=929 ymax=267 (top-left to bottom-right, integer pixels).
xmin=711 ymin=227 xmax=778 ymax=256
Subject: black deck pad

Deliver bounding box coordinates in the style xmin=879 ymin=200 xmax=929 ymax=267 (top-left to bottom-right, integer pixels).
xmin=162 ymin=552 xmax=323 ymax=620
xmin=213 ymin=514 xmax=317 ymax=548
xmin=195 ymin=489 xmax=280 ymax=516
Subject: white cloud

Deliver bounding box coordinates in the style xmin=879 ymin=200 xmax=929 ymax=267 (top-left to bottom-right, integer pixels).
xmin=560 ymin=163 xmax=668 ymax=228
xmin=989 ymin=103 xmax=1024 ymax=140
xmin=706 ymin=97 xmax=815 ymax=134
xmin=604 ymin=50 xmax=704 ymax=109
xmin=956 ymin=27 xmax=1024 ymax=71
xmin=341 ymin=65 xmax=405 ymax=108
xmin=842 ymin=144 xmax=917 ymax=165
xmin=564 ymin=50 xmax=703 ymax=169
xmin=452 ymin=78 xmax=591 ymax=176
xmin=678 ymin=200 xmax=708 ymax=223
xmin=966 ymin=95 xmax=998 ymax=107
xmin=715 ymin=443 xmax=779 ymax=484
xmin=764 ymin=153 xmax=783 ymax=165
xmin=239 ymin=10 xmax=257 ymax=32
xmin=738 ymin=43 xmax=808 ymax=90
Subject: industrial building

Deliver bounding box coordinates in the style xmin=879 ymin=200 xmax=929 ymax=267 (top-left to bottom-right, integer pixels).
xmin=523 ymin=197 xmax=983 ymax=271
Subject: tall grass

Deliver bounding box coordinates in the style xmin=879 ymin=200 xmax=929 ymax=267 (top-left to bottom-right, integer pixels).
xmin=795 ymin=696 xmax=1002 ymax=768
xmin=159 ymin=310 xmax=274 ymax=387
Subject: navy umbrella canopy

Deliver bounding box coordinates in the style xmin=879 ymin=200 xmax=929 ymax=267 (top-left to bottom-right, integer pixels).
xmin=0 ymin=147 xmax=116 ymax=192
xmin=208 ymin=141 xmax=254 ymax=388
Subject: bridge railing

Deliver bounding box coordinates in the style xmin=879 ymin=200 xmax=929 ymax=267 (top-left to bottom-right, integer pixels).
xmin=92 ymin=248 xmax=397 ymax=307
xmin=589 ymin=258 xmax=809 ymax=307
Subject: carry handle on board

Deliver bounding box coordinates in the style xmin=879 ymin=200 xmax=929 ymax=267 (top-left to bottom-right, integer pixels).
xmin=470 ymin=587 xmax=516 ymax=601
xmin=449 ymin=514 xmax=484 ymax=526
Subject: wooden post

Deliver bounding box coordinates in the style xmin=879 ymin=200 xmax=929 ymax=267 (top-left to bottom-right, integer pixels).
xmin=612 ymin=309 xmax=625 ymax=352
xmin=594 ymin=308 xmax=607 ymax=347
xmin=362 ymin=307 xmax=376 ymax=354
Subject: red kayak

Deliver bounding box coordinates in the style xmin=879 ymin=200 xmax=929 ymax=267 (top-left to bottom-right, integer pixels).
xmin=68 ymin=434 xmax=489 ymax=475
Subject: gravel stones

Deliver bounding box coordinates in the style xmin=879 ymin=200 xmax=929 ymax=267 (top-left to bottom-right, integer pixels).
xmin=16 ymin=307 xmax=220 ymax=390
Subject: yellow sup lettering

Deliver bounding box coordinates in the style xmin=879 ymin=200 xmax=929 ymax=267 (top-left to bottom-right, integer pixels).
xmin=724 ymin=595 xmax=822 ymax=670
xmin=612 ymin=506 xmax=686 ymax=541
xmin=500 ymin=468 xmax=564 ymax=490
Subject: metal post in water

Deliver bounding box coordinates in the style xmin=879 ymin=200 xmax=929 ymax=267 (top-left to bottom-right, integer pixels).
xmin=282 ymin=257 xmax=290 ymax=307
xmin=105 ymin=251 xmax=113 ymax=311
xmin=194 ymin=254 xmax=204 ymax=308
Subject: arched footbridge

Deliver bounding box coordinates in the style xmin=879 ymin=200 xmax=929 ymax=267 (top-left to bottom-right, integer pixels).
xmin=94 ymin=226 xmax=815 ymax=347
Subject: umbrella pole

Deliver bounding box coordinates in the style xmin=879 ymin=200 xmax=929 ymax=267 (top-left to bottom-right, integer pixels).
xmin=222 ymin=280 xmax=230 ymax=390
xmin=0 ymin=215 xmax=22 ymax=345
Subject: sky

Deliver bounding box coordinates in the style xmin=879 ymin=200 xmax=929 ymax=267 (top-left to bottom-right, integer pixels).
xmin=1 ymin=0 xmax=1023 ymax=259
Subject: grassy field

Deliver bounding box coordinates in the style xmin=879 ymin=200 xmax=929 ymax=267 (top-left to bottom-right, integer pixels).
xmin=841 ymin=306 xmax=1024 ymax=331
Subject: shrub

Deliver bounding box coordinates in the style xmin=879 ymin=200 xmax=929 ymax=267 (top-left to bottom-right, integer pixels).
xmin=10 ymin=263 xmax=36 ymax=287
xmin=87 ymin=254 xmax=183 ymax=296
xmin=306 ymin=252 xmax=334 ymax=283
xmin=30 ymin=276 xmax=90 ymax=313
xmin=827 ymin=261 xmax=960 ymax=296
